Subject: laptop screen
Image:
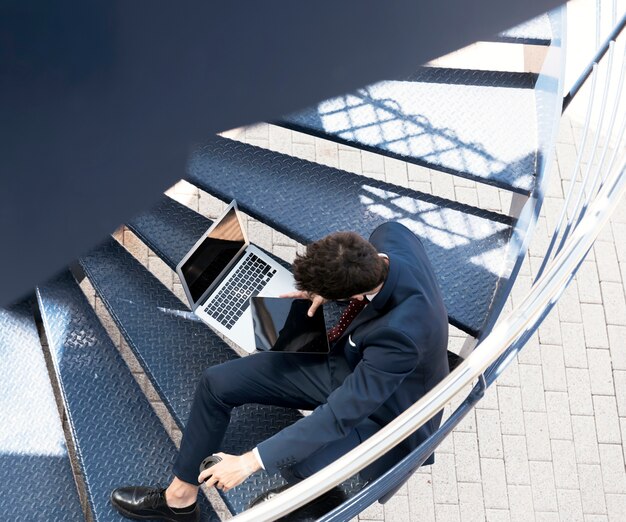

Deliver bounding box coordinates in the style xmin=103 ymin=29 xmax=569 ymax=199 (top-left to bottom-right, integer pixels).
xmin=180 ymin=206 xmax=246 ymax=303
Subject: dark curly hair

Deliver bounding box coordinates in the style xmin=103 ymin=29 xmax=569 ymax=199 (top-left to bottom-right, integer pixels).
xmin=293 ymin=231 xmax=388 ymax=300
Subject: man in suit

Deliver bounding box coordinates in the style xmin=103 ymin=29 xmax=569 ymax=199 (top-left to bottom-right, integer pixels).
xmin=111 ymin=222 xmax=449 ymax=522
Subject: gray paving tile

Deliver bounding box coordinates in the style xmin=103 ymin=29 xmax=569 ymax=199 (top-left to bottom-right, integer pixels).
xmin=499 ymin=386 xmax=525 ymax=435
xmin=458 ymin=482 xmax=486 ymax=522
xmin=607 ymin=326 xmax=626 ymax=370
xmin=598 ymin=444 xmax=626 ymax=495
xmin=537 ymin=308 xmax=563 ymax=346
xmin=593 ymin=396 xmax=622 ymax=444
xmin=584 ymin=515 xmax=610 ymax=522
xmin=477 ymin=409 xmax=504 ymax=458
xmin=572 ymin=415 xmax=601 ymax=465
xmin=541 ymin=344 xmax=568 ymax=392
xmin=557 ymin=278 xmax=584 ymax=323
xmin=614 ymin=370 xmax=626 ymax=417
xmin=525 ymin=411 xmax=553 ymax=461
xmin=529 ymin=461 xmax=558 ymax=512
xmin=561 ymin=321 xmax=589 ymax=369
xmin=579 ymin=464 xmax=608 ymax=515
xmin=454 ymin=431 xmax=482 ymax=483
xmin=556 ymin=488 xmax=585 ymax=522
xmin=605 ymin=493 xmax=626 ymax=521
xmin=577 ymin=261 xmax=603 ymax=304
xmin=551 ymin=439 xmax=580 ymax=489
xmin=485 ymin=509 xmax=512 ymax=522
xmin=407 ymin=471 xmax=436 ymax=522
xmin=268 ymin=124 xmax=293 ymax=154
xmin=594 ymin=241 xmax=622 ymax=283
xmin=567 ymin=367 xmax=595 ymax=415
xmin=314 ymin=138 xmax=339 ymax=168
xmin=507 ymin=484 xmax=534 ymax=522
xmin=503 ymin=434 xmax=531 ymax=485
xmin=587 ymin=349 xmax=615 ymax=396
xmin=600 ymin=282 xmax=626 ymax=326
xmin=482 ymin=458 xmax=509 ymax=510
xmin=434 ymin=503 xmax=461 ymax=522
xmin=519 ymin=363 xmax=547 ymax=412
xmin=431 ymin=452 xmax=459 ymax=505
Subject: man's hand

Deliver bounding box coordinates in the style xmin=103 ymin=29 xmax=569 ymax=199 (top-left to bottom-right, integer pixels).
xmin=280 ymin=290 xmax=327 ymax=317
xmin=198 ymin=452 xmax=260 ymax=492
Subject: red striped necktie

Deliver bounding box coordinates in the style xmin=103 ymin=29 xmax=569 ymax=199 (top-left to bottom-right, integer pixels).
xmin=327 ymin=298 xmax=369 ymax=343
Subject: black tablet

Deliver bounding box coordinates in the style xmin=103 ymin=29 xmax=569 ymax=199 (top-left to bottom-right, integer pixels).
xmin=250 ymin=297 xmax=330 ymax=354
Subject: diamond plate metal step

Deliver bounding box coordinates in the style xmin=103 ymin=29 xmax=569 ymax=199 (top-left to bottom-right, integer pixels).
xmin=78 ymin=238 xmax=361 ymax=514
xmin=277 ymin=67 xmax=538 ymax=194
xmin=0 ymin=302 xmax=84 ymax=522
xmin=36 ymin=272 xmax=219 ymax=521
xmin=127 ymin=196 xmax=212 ymax=271
xmin=127 ymin=195 xmax=291 ymax=273
xmin=186 ymin=136 xmax=516 ymax=337
xmin=495 ymin=12 xmax=552 ymax=45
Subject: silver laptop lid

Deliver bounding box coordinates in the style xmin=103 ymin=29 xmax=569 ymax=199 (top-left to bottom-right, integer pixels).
xmin=176 ymin=200 xmax=249 ymax=310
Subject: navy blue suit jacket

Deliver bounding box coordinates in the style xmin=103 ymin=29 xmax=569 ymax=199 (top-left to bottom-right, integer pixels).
xmin=258 ymin=222 xmax=449 ymax=478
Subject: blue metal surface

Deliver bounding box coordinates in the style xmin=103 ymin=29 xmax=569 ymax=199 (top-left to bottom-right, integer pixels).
xmin=127 ymin=197 xmax=212 ymax=271
xmin=36 ymin=272 xmax=219 ymax=521
xmin=0 ymin=302 xmax=84 ymax=522
xmin=278 ymin=67 xmax=538 ymax=194
xmin=496 ymin=12 xmax=552 ymax=44
xmin=186 ymin=136 xmax=516 ymax=337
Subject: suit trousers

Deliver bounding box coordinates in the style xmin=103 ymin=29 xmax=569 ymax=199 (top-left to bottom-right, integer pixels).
xmin=172 ymin=349 xmax=382 ymax=485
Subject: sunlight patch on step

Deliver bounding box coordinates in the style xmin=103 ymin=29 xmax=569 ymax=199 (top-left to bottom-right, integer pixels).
xmin=360 ymin=185 xmax=509 ymax=251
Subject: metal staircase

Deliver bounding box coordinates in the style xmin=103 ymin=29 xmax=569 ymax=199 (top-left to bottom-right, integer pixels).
xmin=11 ymin=5 xmax=626 ymax=521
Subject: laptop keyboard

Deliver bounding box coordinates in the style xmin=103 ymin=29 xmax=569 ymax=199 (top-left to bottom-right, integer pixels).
xmin=204 ymin=252 xmax=277 ymax=329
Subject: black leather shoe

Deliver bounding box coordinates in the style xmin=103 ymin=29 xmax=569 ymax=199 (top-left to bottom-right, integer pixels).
xmin=110 ymin=486 xmax=200 ymax=522
xmin=249 ymin=485 xmax=346 ymax=521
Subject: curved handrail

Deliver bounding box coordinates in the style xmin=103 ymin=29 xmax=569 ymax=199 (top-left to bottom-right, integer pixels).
xmin=562 ymin=10 xmax=626 ymax=110
xmin=232 ymin=155 xmax=626 ymax=520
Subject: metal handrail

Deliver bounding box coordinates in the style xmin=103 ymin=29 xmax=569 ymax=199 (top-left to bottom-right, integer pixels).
xmin=553 ymin=42 xmax=615 ymax=257
xmin=535 ymin=10 xmax=626 ymax=281
xmin=562 ymin=10 xmax=626 ymax=110
xmin=232 ymin=158 xmax=626 ymax=521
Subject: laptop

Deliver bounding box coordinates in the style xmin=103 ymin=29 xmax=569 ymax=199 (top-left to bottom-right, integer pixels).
xmin=176 ymin=200 xmax=296 ymax=353
xmin=251 ymin=297 xmax=330 ymax=354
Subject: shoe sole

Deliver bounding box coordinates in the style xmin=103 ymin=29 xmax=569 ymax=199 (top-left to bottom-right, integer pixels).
xmin=110 ymin=493 xmax=198 ymax=522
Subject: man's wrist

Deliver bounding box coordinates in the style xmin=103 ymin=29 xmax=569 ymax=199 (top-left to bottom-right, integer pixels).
xmin=241 ymin=451 xmax=262 ymax=475
xmin=252 ymin=447 xmax=265 ymax=470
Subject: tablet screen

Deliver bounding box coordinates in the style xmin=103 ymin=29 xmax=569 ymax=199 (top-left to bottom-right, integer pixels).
xmin=251 ymin=297 xmax=330 ymax=354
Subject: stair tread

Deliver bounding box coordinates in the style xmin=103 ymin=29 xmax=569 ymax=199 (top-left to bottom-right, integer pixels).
xmin=128 ymin=197 xmax=211 ymax=271
xmin=79 ymin=239 xmax=369 ymax=514
xmin=187 ymin=136 xmax=517 ymax=336
xmin=496 ymin=12 xmax=552 ymax=45
xmin=0 ymin=302 xmax=84 ymax=522
xmin=278 ymin=67 xmax=538 ymax=194
xmin=36 ymin=273 xmax=219 ymax=521
xmin=128 ymin=196 xmax=291 ymax=273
